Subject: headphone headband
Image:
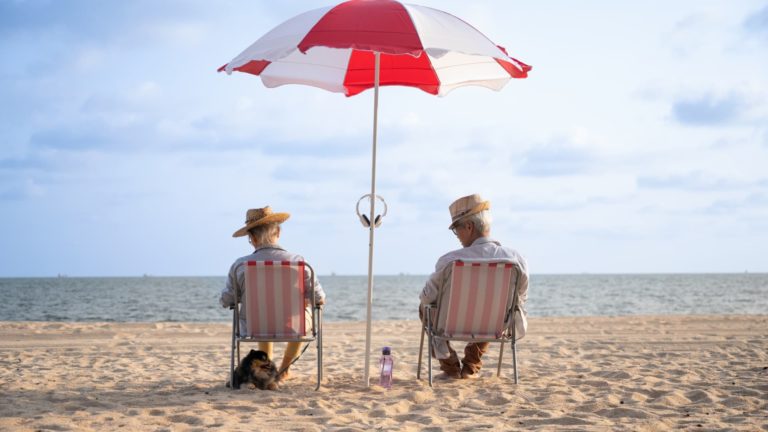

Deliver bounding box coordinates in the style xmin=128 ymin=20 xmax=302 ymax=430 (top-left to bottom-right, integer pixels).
xmin=355 ymin=194 xmax=388 ymax=228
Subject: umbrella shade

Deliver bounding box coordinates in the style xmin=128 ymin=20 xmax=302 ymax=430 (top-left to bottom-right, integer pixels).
xmin=219 ymin=0 xmax=530 ymax=96
xmin=219 ymin=0 xmax=530 ymax=387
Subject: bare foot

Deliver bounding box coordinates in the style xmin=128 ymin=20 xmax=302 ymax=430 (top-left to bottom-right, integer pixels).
xmin=276 ymin=369 xmax=291 ymax=382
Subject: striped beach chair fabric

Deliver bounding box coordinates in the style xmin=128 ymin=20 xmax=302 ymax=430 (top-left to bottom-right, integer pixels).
xmin=418 ymin=259 xmax=522 ymax=387
xmin=230 ymin=261 xmax=323 ymax=390
xmin=244 ymin=260 xmax=307 ymax=338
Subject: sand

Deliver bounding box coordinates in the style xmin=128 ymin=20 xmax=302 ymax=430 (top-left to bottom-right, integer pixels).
xmin=0 ymin=315 xmax=766 ymax=431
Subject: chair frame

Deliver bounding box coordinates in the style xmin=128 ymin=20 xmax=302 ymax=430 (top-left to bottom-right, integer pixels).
xmin=230 ymin=260 xmax=323 ymax=390
xmin=417 ymin=259 xmax=523 ymax=387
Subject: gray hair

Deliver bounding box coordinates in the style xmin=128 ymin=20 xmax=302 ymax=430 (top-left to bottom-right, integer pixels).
xmin=248 ymin=222 xmax=280 ymax=245
xmin=463 ymin=210 xmax=492 ymax=235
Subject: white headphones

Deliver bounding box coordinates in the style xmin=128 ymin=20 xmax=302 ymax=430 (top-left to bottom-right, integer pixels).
xmin=355 ymin=194 xmax=388 ymax=228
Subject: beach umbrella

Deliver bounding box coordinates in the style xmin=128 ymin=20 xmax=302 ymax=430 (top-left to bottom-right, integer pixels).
xmin=218 ymin=0 xmax=531 ymax=386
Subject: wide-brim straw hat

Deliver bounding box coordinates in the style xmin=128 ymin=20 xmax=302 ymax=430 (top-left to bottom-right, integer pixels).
xmin=448 ymin=194 xmax=490 ymax=229
xmin=232 ymin=206 xmax=290 ymax=237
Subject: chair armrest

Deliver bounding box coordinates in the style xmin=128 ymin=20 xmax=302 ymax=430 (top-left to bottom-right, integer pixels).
xmin=420 ymin=303 xmax=436 ymax=323
xmin=422 ymin=303 xmax=436 ymax=313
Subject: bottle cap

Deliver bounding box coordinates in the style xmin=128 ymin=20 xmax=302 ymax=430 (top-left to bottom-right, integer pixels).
xmin=382 ymin=346 xmax=391 ymax=355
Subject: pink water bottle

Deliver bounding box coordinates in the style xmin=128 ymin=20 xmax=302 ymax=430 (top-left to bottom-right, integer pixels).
xmin=379 ymin=346 xmax=394 ymax=389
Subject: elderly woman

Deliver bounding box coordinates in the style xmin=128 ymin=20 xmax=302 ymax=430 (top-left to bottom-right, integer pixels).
xmin=220 ymin=206 xmax=326 ymax=382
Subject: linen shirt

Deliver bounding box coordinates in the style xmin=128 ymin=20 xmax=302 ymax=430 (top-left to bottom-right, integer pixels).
xmin=220 ymin=245 xmax=326 ymax=332
xmin=419 ymin=237 xmax=529 ymax=358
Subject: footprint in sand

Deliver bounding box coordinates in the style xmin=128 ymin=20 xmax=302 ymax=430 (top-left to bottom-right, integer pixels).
xmin=596 ymin=407 xmax=651 ymax=419
xmin=296 ymin=407 xmax=332 ymax=417
xmin=485 ymin=396 xmax=511 ymax=406
xmin=408 ymin=390 xmax=435 ymax=404
xmin=393 ymin=413 xmax=434 ymax=425
xmin=33 ymin=424 xmax=70 ymax=431
xmin=528 ymin=416 xmax=592 ymax=426
xmin=168 ymin=414 xmax=203 ymax=425
xmin=684 ymin=389 xmax=713 ymax=403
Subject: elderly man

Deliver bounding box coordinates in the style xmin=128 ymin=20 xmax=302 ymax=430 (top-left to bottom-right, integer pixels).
xmin=419 ymin=194 xmax=529 ymax=379
xmin=220 ymin=206 xmax=326 ymax=382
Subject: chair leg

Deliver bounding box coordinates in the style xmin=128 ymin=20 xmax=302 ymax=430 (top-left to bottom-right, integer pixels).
xmin=230 ymin=313 xmax=236 ymax=390
xmin=512 ymin=340 xmax=518 ymax=384
xmin=427 ymin=333 xmax=433 ymax=388
xmin=417 ymin=327 xmax=425 ymax=380
xmin=425 ymin=310 xmax=434 ymax=387
xmin=315 ymin=308 xmax=323 ymax=391
xmin=497 ymin=341 xmax=505 ymax=377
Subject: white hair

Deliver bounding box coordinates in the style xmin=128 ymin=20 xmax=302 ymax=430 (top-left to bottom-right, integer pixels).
xmin=464 ymin=210 xmax=492 ymax=235
xmin=248 ymin=222 xmax=280 ymax=245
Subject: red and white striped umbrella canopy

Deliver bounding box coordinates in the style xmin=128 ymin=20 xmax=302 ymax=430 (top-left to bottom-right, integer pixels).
xmin=219 ymin=0 xmax=531 ymax=96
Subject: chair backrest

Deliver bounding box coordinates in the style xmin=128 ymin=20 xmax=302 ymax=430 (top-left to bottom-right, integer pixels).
xmin=439 ymin=260 xmax=519 ymax=339
xmin=243 ymin=260 xmax=310 ymax=338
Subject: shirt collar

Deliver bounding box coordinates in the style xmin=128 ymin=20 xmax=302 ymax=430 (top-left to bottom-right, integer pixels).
xmin=470 ymin=236 xmax=499 ymax=247
xmin=252 ymin=244 xmax=285 ymax=254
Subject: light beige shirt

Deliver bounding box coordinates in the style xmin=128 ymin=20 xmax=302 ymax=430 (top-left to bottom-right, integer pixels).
xmin=419 ymin=237 xmax=529 ymax=358
xmin=220 ymin=245 xmax=325 ymax=332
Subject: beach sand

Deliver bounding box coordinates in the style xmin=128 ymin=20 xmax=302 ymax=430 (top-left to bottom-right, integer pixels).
xmin=0 ymin=315 xmax=766 ymax=431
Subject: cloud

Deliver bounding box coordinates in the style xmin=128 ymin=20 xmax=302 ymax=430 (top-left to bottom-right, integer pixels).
xmin=743 ymin=5 xmax=768 ymax=35
xmin=516 ymin=141 xmax=593 ymax=177
xmin=270 ymin=157 xmax=360 ymax=183
xmin=0 ymin=157 xmax=47 ymax=170
xmin=671 ymin=93 xmax=748 ymax=126
xmin=261 ymin=136 xmax=368 ymax=158
xmin=0 ymin=1 xmax=203 ymax=40
xmin=705 ymin=192 xmax=768 ymax=214
xmin=637 ymin=171 xmax=737 ymax=191
xmin=0 ymin=176 xmax=45 ymax=201
xmin=29 ymin=127 xmax=107 ymax=151
xmin=638 ymin=173 xmax=768 ymax=193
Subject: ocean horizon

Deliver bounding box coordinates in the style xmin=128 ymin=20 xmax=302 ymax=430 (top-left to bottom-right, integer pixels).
xmin=1 ymin=272 xmax=766 ymax=323
xmin=16 ymin=270 xmax=764 ymax=278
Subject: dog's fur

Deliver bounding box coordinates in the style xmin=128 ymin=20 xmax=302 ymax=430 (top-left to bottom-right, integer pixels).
xmin=230 ymin=349 xmax=279 ymax=390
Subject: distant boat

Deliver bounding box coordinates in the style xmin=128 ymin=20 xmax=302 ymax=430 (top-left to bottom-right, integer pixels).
xmin=57 ymin=273 xmax=68 ymax=278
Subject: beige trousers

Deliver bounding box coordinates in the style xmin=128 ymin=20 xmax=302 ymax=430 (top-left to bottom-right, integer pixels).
xmin=257 ymin=306 xmax=314 ymax=369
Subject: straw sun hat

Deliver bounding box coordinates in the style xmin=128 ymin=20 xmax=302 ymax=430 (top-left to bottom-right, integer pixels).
xmin=448 ymin=194 xmax=490 ymax=229
xmin=232 ymin=206 xmax=290 ymax=237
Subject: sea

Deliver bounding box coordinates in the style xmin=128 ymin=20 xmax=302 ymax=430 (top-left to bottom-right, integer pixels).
xmin=0 ymin=273 xmax=766 ymax=323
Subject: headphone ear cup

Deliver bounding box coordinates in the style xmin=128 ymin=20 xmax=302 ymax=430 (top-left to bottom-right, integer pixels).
xmin=374 ymin=215 xmax=382 ymax=228
xmin=361 ymin=214 xmax=371 ymax=228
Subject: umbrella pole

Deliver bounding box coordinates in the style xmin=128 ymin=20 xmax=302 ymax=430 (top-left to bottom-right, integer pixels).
xmin=364 ymin=52 xmax=381 ymax=387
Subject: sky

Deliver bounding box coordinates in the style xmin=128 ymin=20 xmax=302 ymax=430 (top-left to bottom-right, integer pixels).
xmin=1 ymin=0 xmax=767 ymax=277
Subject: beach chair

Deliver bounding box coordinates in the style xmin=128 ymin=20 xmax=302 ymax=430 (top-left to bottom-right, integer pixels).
xmin=230 ymin=260 xmax=323 ymax=390
xmin=417 ymin=259 xmax=524 ymax=387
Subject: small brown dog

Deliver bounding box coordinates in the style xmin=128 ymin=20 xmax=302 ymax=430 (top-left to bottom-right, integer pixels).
xmin=230 ymin=349 xmax=279 ymax=390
